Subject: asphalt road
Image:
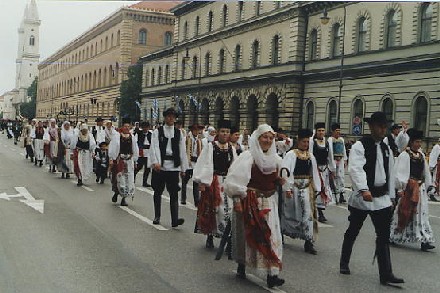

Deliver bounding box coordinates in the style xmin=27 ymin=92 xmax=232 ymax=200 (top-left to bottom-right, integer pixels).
xmin=0 ymin=133 xmax=439 ymax=293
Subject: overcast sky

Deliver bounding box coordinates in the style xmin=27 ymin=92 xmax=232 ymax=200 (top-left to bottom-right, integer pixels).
xmin=0 ymin=0 xmax=139 ymax=95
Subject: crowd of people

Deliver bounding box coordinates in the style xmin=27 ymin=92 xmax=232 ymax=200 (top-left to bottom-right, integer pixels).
xmin=5 ymin=109 xmax=439 ymax=289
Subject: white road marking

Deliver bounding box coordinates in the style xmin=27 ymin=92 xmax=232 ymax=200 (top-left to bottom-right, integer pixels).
xmin=136 ymin=186 xmax=151 ymax=193
xmin=429 ymin=215 xmax=440 ymax=219
xmin=318 ymin=222 xmax=333 ymax=228
xmin=335 ymin=205 xmax=348 ymax=211
xmin=70 ymin=181 xmax=94 ymax=191
xmin=428 ymin=201 xmax=440 ymax=206
xmin=119 ymin=206 xmax=168 ymax=231
xmin=19 ymin=153 xmax=25 ymax=157
xmin=1 ymin=187 xmax=45 ymax=214
xmin=232 ymin=271 xmax=286 ymax=293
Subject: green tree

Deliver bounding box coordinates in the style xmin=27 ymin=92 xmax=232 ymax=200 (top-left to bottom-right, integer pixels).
xmin=119 ymin=63 xmax=142 ymax=123
xmin=20 ymin=77 xmax=38 ymax=119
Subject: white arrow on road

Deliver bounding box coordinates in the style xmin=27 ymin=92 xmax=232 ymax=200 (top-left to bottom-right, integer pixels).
xmin=0 ymin=187 xmax=44 ymax=214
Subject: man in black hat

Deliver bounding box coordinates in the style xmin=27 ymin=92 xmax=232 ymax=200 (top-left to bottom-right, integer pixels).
xmin=383 ymin=122 xmax=409 ymax=158
xmin=310 ymin=122 xmax=336 ymax=223
xmin=340 ymin=111 xmax=404 ymax=286
xmin=135 ymin=121 xmax=152 ymax=187
xmin=150 ymin=108 xmax=188 ymax=227
xmin=328 ymin=123 xmax=347 ymax=204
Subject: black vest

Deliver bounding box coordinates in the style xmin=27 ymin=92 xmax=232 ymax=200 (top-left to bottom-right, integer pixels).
xmin=158 ymin=126 xmax=181 ymax=168
xmin=313 ymin=138 xmax=329 ymax=166
xmin=386 ymin=134 xmax=399 ymax=157
xmin=360 ymin=136 xmax=390 ymax=194
xmin=137 ymin=131 xmax=152 ymax=149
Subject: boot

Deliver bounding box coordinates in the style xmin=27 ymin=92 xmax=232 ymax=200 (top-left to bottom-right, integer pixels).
xmin=340 ymin=235 xmax=355 ymax=275
xmin=30 ymin=157 xmax=34 ymax=163
xmin=121 ymin=197 xmax=128 ymax=206
xmin=318 ymin=209 xmax=327 ymax=223
xmin=206 ymin=235 xmax=214 ymax=249
xmin=421 ymin=242 xmax=435 ymax=252
xmin=77 ymin=179 xmax=83 ymax=186
xmin=112 ymin=192 xmax=118 ymax=203
xmin=267 ymin=275 xmax=285 ymax=288
xmin=236 ymin=263 xmax=246 ymax=279
xmin=304 ymin=240 xmax=317 ymax=255
xmin=61 ymin=173 xmax=65 ymax=179
xmin=39 ymin=160 xmax=43 ymax=167
xmin=34 ymin=159 xmax=37 ymax=166
xmin=66 ymin=173 xmax=70 ymax=179
xmin=339 ymin=193 xmax=347 ymax=203
xmin=378 ymin=244 xmax=404 ymax=285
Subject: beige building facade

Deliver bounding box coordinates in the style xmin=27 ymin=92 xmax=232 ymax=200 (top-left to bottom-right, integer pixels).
xmin=36 ymin=1 xmax=178 ymax=122
xmin=140 ymin=1 xmax=440 ymax=146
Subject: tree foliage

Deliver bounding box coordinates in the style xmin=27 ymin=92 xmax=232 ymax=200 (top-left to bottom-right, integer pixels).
xmin=20 ymin=77 xmax=38 ymax=119
xmin=119 ymin=63 xmax=143 ymax=122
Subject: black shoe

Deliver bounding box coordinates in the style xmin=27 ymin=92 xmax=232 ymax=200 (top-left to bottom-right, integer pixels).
xmin=318 ymin=214 xmax=327 ymax=223
xmin=421 ymin=242 xmax=435 ymax=251
xmin=339 ymin=194 xmax=347 ymax=203
xmin=120 ymin=198 xmax=128 ymax=206
xmin=267 ymin=275 xmax=285 ymax=288
xmin=30 ymin=157 xmax=34 ymax=163
xmin=236 ymin=264 xmax=246 ymax=279
xmin=26 ymin=154 xmax=28 ymax=159
xmin=206 ymin=235 xmax=214 ymax=249
xmin=77 ymin=180 xmax=83 ymax=186
xmin=380 ymin=274 xmax=405 ymax=286
xmin=66 ymin=173 xmax=70 ymax=179
xmin=172 ymin=218 xmax=185 ymax=228
xmin=340 ymin=263 xmax=351 ymax=275
xmin=142 ymin=183 xmax=151 ymax=187
xmin=96 ymin=177 xmax=99 ymax=183
xmin=304 ymin=240 xmax=317 ymax=255
xmin=61 ymin=173 xmax=65 ymax=179
xmin=100 ymin=179 xmax=104 ymax=184
xmin=112 ymin=193 xmax=118 ymax=203
xmin=39 ymin=161 xmax=43 ymax=167
xmin=180 ymin=201 xmax=187 ymax=205
xmin=429 ymin=194 xmax=439 ymax=202
xmin=153 ymin=217 xmax=160 ymax=225
xmin=34 ymin=159 xmax=37 ymax=165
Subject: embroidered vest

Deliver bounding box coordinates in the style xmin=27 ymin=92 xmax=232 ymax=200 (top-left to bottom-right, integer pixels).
xmin=360 ymin=136 xmax=390 ymax=193
xmin=158 ymin=126 xmax=181 ymax=167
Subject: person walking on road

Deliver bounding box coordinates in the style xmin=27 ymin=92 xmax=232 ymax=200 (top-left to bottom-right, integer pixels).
xmin=71 ymin=123 xmax=96 ymax=187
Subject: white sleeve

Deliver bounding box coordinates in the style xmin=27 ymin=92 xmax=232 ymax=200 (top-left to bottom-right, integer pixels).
xmin=394 ymin=152 xmax=410 ymax=192
xmin=150 ymin=129 xmax=161 ymax=165
xmin=193 ymin=143 xmax=214 ymax=185
xmin=423 ymin=154 xmax=433 ymax=187
xmin=132 ymin=134 xmax=139 ymax=162
xmin=70 ymin=135 xmax=78 ymax=151
xmin=179 ymin=131 xmax=189 ymax=172
xmin=388 ymin=148 xmax=395 ymax=199
xmin=396 ymin=130 xmax=409 ymax=153
xmin=224 ymin=151 xmax=253 ymax=199
xmin=311 ymin=155 xmax=321 ymax=193
xmin=281 ymin=150 xmax=296 ymax=192
xmin=429 ymin=145 xmax=440 ymax=169
xmin=108 ymin=133 xmax=120 ymax=160
xmin=327 ymin=138 xmax=336 ymax=172
xmin=348 ymin=142 xmax=368 ymax=191
xmin=89 ymin=133 xmax=96 ymax=151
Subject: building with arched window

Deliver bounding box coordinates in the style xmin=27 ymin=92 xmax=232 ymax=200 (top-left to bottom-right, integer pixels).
xmin=36 ymin=1 xmax=178 ymax=122
xmin=140 ymin=1 xmax=440 ymax=149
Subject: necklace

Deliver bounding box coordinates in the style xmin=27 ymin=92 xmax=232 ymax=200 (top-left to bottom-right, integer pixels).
xmin=295 ymin=149 xmax=310 ymax=160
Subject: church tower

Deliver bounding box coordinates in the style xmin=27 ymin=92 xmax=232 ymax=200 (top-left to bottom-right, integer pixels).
xmin=15 ymin=0 xmax=40 ymax=105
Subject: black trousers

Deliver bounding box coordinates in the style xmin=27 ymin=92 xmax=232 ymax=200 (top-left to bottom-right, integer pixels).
xmin=151 ymin=170 xmax=180 ymax=225
xmin=25 ymin=145 xmax=34 ymax=158
xmin=181 ymin=169 xmax=200 ymax=206
xmin=96 ymin=165 xmax=108 ymax=182
xmin=340 ymin=205 xmax=394 ymax=279
xmin=135 ymin=157 xmax=150 ymax=185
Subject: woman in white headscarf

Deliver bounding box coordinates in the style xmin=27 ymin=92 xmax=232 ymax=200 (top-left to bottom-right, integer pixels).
xmin=60 ymin=121 xmax=74 ymax=179
xmin=224 ymin=124 xmax=286 ymax=289
xmin=70 ymin=123 xmax=96 ymax=186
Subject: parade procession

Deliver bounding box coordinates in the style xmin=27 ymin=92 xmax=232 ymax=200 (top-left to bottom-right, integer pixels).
xmin=1 ymin=1 xmax=440 ymax=292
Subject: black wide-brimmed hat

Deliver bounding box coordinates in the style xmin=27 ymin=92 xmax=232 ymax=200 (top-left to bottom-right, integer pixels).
xmin=315 ymin=122 xmax=325 ymax=130
xmin=364 ymin=111 xmax=392 ymax=125
xmin=390 ymin=124 xmax=400 ymax=131
xmin=217 ymin=119 xmax=232 ymax=129
xmin=331 ymin=123 xmax=341 ymax=131
xmin=407 ymin=128 xmax=423 ymax=141
xmin=230 ymin=126 xmax=240 ymax=134
xmin=163 ymin=108 xmax=179 ymax=118
xmin=298 ymin=128 xmax=313 ymax=139
xmin=140 ymin=121 xmax=150 ymax=128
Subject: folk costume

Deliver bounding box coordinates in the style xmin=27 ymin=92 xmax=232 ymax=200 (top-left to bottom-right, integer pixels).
xmin=224 ymin=124 xmax=285 ymax=289
xmin=383 ymin=124 xmax=409 ymax=157
xmin=23 ymin=122 xmax=34 ymax=162
xmin=230 ymin=126 xmax=243 ymax=156
xmin=60 ymin=121 xmax=74 ymax=179
xmin=104 ymin=121 xmax=117 ymax=145
xmin=328 ymin=123 xmax=348 ymax=204
xmin=238 ymin=131 xmax=250 ymax=151
xmin=95 ymin=142 xmax=109 ymax=184
xmin=150 ymin=108 xmax=189 ymax=227
xmin=71 ymin=124 xmax=96 ymax=186
xmin=33 ymin=123 xmax=45 ymax=167
xmin=309 ymin=123 xmax=336 ymax=222
xmin=390 ymin=129 xmax=435 ymax=251
xmin=109 ymin=120 xmax=139 ymax=206
xmin=281 ymin=129 xmax=321 ymax=254
xmin=428 ymin=141 xmax=440 ymax=201
xmin=134 ymin=121 xmax=152 ymax=187
xmin=47 ymin=119 xmax=59 ymax=172
xmin=182 ymin=124 xmax=204 ymax=206
xmin=92 ymin=117 xmax=106 ymax=145
xmin=340 ymin=112 xmax=404 ymax=286
xmin=193 ymin=120 xmax=236 ymax=248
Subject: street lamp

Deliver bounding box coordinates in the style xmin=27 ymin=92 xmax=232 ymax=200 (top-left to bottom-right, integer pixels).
xmin=321 ymin=4 xmax=346 ymax=124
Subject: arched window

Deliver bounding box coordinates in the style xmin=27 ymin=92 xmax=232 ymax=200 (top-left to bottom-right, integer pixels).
xmin=219 ymin=49 xmax=226 ymax=74
xmin=327 ymin=100 xmax=337 ymax=132
xmin=234 ymin=45 xmax=241 ymax=71
xmin=385 ymin=10 xmax=397 ymax=48
xmin=247 ymin=95 xmax=258 ymax=131
xmin=178 ymin=100 xmax=185 ymax=125
xmin=252 ymin=40 xmax=259 ymax=68
xmin=158 ymin=67 xmax=163 ymax=85
xmin=181 ymin=58 xmax=186 ymax=79
xmin=222 ymin=5 xmax=228 ymax=27
xmin=382 ymin=97 xmax=394 ymax=122
xmin=215 ymin=97 xmax=224 ymax=125
xmin=266 ymin=94 xmax=279 ymax=130
xmin=192 ymin=56 xmax=198 ymax=78
xmin=238 ymin=1 xmax=244 ymax=21
xmin=105 ymin=36 xmax=108 ymax=50
xmin=200 ymin=98 xmax=210 ymax=125
xmin=165 ymin=65 xmax=170 ymax=83
xmin=332 ymin=23 xmax=342 ymax=57
xmin=230 ymin=96 xmax=240 ymax=127
xmin=91 ymin=44 xmax=94 ymax=57
xmin=208 ymin=11 xmax=214 ymax=32
xmin=420 ymin=3 xmax=433 ymax=43
xmin=272 ymin=35 xmax=280 ymax=65
xmin=352 ymin=98 xmax=364 ymax=135
xmin=413 ymin=95 xmax=428 ymax=132
xmin=310 ymin=29 xmax=318 ymax=60
xmin=117 ymin=30 xmax=120 ymax=46
xmin=183 ymin=21 xmax=188 ymax=40
xmin=205 ymin=52 xmax=211 ymax=76
xmin=195 ymin=16 xmax=200 ymax=36
xmin=29 ymin=35 xmax=35 ymax=46
xmin=151 ymin=68 xmax=155 ymax=86
xmin=108 ymin=65 xmax=113 ymax=85
xmin=98 ymin=69 xmax=102 ymax=88
xmin=357 ymin=17 xmax=367 ymax=52
xmin=111 ymin=34 xmax=114 ymax=47
xmin=255 ymin=1 xmax=261 ymax=16
xmin=305 ymin=101 xmax=314 ymax=130
xmin=138 ymin=29 xmax=147 ymax=45
xmin=164 ymin=32 xmax=173 ymax=46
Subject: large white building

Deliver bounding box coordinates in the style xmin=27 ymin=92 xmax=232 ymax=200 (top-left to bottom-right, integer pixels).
xmin=3 ymin=0 xmax=41 ymax=120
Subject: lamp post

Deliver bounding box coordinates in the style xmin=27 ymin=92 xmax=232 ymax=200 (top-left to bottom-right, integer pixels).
xmin=321 ymin=4 xmax=346 ymax=124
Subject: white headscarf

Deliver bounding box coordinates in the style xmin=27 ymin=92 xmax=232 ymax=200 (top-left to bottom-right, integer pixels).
xmin=249 ymin=124 xmax=278 ymax=174
xmin=61 ymin=121 xmax=73 ymax=145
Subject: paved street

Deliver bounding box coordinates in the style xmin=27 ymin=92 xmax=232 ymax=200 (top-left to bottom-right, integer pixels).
xmin=1 ymin=134 xmax=439 ymax=293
